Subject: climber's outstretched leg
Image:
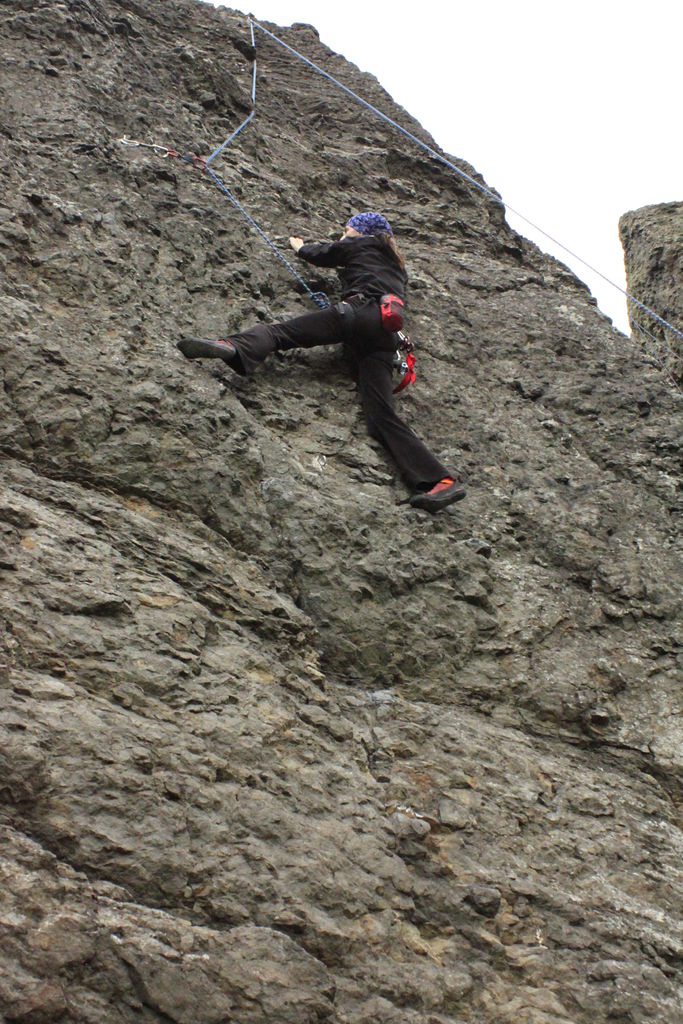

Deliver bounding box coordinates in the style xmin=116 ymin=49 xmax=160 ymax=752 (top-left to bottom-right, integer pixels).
xmin=178 ymin=306 xmax=345 ymax=375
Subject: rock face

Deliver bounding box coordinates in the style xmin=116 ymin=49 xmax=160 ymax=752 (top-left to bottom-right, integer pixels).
xmin=1 ymin=2 xmax=681 ymax=1022
xmin=619 ymin=201 xmax=683 ymax=381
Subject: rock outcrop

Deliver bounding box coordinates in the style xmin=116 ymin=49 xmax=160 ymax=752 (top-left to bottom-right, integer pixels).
xmin=1 ymin=2 xmax=681 ymax=1022
xmin=619 ymin=201 xmax=683 ymax=381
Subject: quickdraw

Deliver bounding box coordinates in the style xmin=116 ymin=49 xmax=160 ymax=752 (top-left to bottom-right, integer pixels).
xmin=393 ymin=331 xmax=416 ymax=394
xmin=118 ymin=136 xmax=207 ymax=168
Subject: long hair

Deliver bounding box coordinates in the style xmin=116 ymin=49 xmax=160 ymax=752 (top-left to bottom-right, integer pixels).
xmin=377 ymin=232 xmax=405 ymax=270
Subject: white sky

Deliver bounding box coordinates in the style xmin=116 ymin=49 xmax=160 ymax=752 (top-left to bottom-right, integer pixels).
xmin=206 ymin=1 xmax=682 ymax=334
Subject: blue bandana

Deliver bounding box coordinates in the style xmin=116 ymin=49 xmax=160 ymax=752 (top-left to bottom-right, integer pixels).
xmin=347 ymin=211 xmax=393 ymax=236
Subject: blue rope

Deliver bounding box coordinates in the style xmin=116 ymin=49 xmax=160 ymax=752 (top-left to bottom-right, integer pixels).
xmin=205 ymin=21 xmax=258 ymax=167
xmin=250 ymin=18 xmax=257 ymax=103
xmin=628 ymin=298 xmax=683 ymax=341
xmin=204 ymin=166 xmax=330 ymax=308
xmin=251 ymin=20 xmax=683 ymax=344
xmin=205 ymin=110 xmax=255 ymax=166
xmin=196 ymin=18 xmax=329 ymax=308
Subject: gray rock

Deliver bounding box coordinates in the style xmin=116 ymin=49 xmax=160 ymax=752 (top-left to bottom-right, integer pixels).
xmin=464 ymin=884 xmax=502 ymax=918
xmin=619 ymin=201 xmax=683 ymax=380
xmin=0 ymin=2 xmax=681 ymax=1022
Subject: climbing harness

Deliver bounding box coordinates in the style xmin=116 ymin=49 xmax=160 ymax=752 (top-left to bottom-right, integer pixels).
xmin=378 ymin=295 xmax=415 ymax=392
xmin=335 ymin=295 xmax=416 ymax=391
xmin=376 ymin=296 xmax=415 ymax=393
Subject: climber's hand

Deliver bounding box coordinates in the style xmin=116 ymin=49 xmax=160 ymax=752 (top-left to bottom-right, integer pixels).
xmin=289 ymin=236 xmax=304 ymax=252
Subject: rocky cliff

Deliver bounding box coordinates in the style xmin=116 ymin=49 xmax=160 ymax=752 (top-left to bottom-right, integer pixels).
xmin=1 ymin=2 xmax=681 ymax=1022
xmin=619 ymin=201 xmax=683 ymax=382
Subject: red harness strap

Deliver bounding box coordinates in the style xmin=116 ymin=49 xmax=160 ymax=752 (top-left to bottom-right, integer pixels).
xmin=393 ymin=350 xmax=416 ymax=394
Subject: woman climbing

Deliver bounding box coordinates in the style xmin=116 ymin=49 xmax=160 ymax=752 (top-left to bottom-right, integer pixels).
xmin=177 ymin=211 xmax=466 ymax=512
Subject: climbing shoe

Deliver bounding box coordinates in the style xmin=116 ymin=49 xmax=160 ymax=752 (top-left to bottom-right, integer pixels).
xmin=410 ymin=477 xmax=466 ymax=512
xmin=177 ymin=336 xmax=237 ymax=364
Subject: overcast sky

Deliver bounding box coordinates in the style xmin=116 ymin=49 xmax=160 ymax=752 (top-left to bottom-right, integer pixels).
xmin=206 ymin=1 xmax=681 ymax=334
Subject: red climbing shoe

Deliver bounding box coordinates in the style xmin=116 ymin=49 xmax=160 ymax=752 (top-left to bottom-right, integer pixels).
xmin=410 ymin=476 xmax=466 ymax=512
xmin=177 ymin=337 xmax=237 ymax=364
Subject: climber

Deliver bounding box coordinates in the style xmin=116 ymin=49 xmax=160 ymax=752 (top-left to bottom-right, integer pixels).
xmin=177 ymin=212 xmax=466 ymax=512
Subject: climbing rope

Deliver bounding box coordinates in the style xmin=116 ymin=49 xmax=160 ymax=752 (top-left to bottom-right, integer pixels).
xmin=202 ymin=166 xmax=330 ymax=308
xmin=250 ymin=19 xmax=683 ymax=348
xmin=204 ymin=111 xmax=255 ymax=167
xmin=118 ymin=16 xmax=331 ymax=310
xmin=204 ymin=19 xmax=256 ymax=167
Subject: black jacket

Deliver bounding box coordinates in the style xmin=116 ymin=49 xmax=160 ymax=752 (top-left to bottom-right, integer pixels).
xmin=297 ymin=235 xmax=408 ymax=302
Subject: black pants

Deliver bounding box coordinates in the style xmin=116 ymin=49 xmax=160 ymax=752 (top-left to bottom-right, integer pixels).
xmin=228 ymin=300 xmax=449 ymax=489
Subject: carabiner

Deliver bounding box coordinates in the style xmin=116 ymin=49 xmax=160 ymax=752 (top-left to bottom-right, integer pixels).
xmin=118 ymin=137 xmax=171 ymax=158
